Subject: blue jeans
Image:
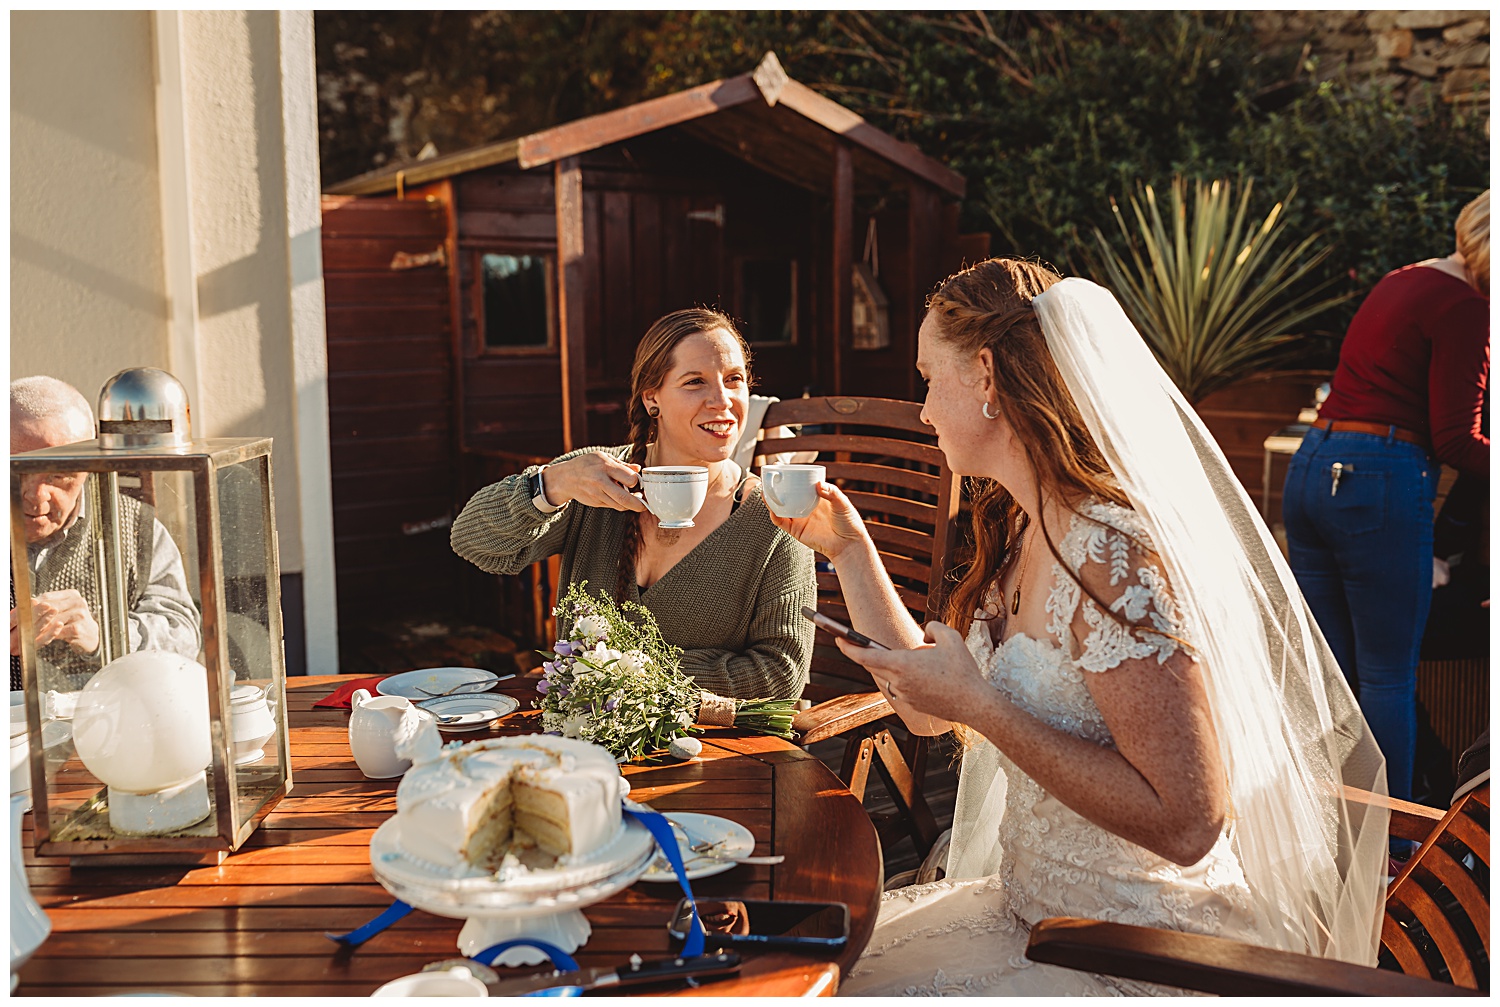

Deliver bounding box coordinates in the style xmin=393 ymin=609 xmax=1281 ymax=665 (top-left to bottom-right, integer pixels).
xmin=1282 ymin=427 xmax=1438 ymax=805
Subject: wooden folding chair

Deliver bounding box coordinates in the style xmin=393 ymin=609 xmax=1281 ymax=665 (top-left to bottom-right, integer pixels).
xmin=752 ymin=395 xmax=963 ymax=863
xmin=1024 ymin=784 xmax=1491 ymax=995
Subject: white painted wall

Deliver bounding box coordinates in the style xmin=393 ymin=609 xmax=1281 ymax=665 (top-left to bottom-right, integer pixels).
xmin=11 ymin=11 xmax=169 ymax=392
xmin=10 ymin=10 xmax=339 ymax=673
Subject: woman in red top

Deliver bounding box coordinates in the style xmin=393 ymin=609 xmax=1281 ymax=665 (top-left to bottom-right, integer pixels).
xmin=1282 ymin=190 xmax=1488 ymax=815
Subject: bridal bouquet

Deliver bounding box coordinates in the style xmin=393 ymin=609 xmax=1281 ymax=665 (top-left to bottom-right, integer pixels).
xmin=535 ymin=581 xmax=796 ymax=761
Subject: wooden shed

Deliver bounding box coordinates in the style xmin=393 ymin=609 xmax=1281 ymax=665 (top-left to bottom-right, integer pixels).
xmin=320 ymin=51 xmax=985 ymax=628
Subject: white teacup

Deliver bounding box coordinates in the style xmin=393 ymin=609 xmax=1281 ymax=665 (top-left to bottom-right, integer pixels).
xmin=373 ymin=966 xmax=488 ymax=997
xmin=638 ymin=466 xmax=709 ymax=529
xmin=761 ymin=463 xmax=826 ymax=519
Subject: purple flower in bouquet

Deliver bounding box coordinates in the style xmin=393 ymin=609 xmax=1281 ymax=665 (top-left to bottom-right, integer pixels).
xmin=536 ymin=679 xmax=550 ymax=695
xmin=604 ymin=697 xmax=619 ymax=712
xmin=554 ymin=640 xmax=575 ymax=657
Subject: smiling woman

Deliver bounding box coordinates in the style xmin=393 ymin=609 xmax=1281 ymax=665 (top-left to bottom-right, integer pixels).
xmin=449 ymin=308 xmax=815 ymax=702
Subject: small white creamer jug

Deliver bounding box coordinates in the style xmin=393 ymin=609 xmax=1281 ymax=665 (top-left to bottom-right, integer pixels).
xmin=349 ymin=690 xmax=430 ymax=780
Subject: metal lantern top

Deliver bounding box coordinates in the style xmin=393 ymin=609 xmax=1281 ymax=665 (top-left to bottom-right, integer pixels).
xmin=97 ymin=367 xmax=192 ymax=449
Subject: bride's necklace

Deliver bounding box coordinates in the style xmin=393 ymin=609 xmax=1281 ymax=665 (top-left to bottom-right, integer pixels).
xmin=1010 ymin=525 xmax=1032 ymax=616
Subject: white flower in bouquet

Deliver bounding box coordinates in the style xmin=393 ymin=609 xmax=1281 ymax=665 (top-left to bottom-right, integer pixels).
xmin=572 ymin=614 xmax=610 ymax=644
xmin=534 ymin=581 xmax=797 ymax=761
xmin=617 ymin=650 xmax=650 ymax=677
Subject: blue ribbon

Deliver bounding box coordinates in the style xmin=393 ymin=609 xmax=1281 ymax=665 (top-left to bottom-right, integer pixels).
xmin=328 ymin=803 xmax=705 ymax=959
xmin=325 ymin=899 xmax=414 ymax=945
xmin=473 ymin=939 xmax=579 ymax=972
xmin=624 ymin=807 xmax=705 ymax=959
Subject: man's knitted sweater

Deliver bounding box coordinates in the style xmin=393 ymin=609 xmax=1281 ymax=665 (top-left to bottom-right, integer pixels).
xmin=450 ymin=445 xmax=814 ymax=700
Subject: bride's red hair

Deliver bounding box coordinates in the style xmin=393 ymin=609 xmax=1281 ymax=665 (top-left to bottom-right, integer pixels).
xmin=928 ymin=258 xmax=1133 ymax=641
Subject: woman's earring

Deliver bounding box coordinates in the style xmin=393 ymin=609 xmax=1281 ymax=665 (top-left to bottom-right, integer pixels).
xmin=647 ymin=406 xmax=660 ymax=418
xmin=982 ymin=402 xmax=999 ymax=420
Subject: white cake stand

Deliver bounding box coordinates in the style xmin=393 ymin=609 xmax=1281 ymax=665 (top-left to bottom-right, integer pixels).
xmin=369 ymin=808 xmax=657 ymax=967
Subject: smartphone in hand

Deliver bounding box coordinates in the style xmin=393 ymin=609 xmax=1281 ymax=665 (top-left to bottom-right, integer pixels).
xmin=801 ymin=606 xmax=889 ymax=650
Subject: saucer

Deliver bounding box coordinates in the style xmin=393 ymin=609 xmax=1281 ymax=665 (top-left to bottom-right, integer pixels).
xmin=421 ymin=693 xmax=519 ymax=732
xmin=640 ymin=812 xmax=756 ymax=883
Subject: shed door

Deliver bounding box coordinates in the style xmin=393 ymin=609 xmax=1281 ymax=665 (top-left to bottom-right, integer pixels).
xmin=321 ymin=194 xmax=461 ymax=624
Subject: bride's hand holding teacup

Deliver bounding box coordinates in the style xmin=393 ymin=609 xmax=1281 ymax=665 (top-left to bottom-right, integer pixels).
xmin=834 ymin=621 xmax=988 ymax=724
xmin=538 ymin=451 xmax=647 ymax=512
xmin=765 ymin=480 xmax=869 ymax=562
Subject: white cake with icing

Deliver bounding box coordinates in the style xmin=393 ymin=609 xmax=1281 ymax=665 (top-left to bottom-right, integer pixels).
xmin=394 ymin=734 xmax=622 ymax=872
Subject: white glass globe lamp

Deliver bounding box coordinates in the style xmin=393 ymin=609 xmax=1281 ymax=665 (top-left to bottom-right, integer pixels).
xmin=72 ymin=651 xmax=213 ymax=835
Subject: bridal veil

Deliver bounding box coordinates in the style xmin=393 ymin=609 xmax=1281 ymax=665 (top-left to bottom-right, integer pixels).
xmin=950 ymin=277 xmax=1388 ymax=964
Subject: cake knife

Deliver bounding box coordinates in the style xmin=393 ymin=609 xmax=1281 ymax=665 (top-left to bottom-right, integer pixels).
xmin=484 ymin=951 xmax=742 ymax=996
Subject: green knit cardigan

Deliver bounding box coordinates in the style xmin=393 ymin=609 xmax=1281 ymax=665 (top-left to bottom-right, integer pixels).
xmin=450 ymin=445 xmax=814 ymax=700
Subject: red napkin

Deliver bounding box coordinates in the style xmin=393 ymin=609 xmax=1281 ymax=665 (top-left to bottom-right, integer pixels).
xmin=313 ymin=676 xmax=392 ymax=709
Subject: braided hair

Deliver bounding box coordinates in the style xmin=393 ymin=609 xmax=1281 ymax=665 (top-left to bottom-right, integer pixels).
xmin=615 ymin=308 xmax=752 ymax=600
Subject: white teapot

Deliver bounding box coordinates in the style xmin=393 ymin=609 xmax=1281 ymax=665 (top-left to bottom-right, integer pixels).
xmin=348 ymin=690 xmax=436 ymax=780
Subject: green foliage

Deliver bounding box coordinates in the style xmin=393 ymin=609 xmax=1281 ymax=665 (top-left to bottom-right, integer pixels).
xmin=1086 ymin=177 xmax=1351 ymax=403
xmin=315 ymin=11 xmax=1489 ymax=361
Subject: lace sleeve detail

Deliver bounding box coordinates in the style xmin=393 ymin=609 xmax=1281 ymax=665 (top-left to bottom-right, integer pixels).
xmin=1049 ymin=506 xmax=1189 ymax=674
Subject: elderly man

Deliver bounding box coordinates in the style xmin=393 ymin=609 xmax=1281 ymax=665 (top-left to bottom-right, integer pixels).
xmin=10 ymin=376 xmax=200 ymax=690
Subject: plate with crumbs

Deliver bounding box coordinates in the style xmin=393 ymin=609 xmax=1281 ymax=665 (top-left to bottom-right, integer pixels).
xmin=641 ymin=812 xmax=757 ymax=882
xmin=377 ymin=667 xmax=499 ymax=701
xmin=422 ymin=693 xmax=519 ymax=732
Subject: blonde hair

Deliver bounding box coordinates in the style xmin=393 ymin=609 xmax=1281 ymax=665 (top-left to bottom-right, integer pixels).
xmin=1456 ymin=190 xmax=1489 ymax=295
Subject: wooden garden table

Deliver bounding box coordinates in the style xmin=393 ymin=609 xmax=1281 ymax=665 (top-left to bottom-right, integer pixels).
xmin=15 ymin=674 xmax=883 ymax=996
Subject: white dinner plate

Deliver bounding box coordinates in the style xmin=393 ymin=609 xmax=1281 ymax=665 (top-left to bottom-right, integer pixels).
xmin=640 ymin=812 xmax=756 ymax=883
xmin=421 ymin=693 xmax=519 ymax=732
xmin=376 ymin=668 xmax=499 ymax=701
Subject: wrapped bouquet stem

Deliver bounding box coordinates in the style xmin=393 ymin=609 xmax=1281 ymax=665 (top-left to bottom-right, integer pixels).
xmin=535 ymin=581 xmax=796 ymax=762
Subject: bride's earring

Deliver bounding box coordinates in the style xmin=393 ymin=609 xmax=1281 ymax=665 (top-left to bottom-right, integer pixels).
xmin=982 ymin=401 xmax=999 ymax=420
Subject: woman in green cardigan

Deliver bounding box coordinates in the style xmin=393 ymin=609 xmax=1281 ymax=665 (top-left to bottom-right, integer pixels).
xmin=450 ymin=308 xmax=814 ymax=701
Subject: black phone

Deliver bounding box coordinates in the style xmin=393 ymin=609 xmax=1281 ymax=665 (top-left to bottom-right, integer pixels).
xmin=801 ymin=606 xmax=890 ymax=650
xmin=668 ymin=898 xmax=850 ymax=948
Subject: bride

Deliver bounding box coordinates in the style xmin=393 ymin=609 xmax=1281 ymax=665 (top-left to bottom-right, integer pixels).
xmin=769 ymin=258 xmax=1389 ymax=996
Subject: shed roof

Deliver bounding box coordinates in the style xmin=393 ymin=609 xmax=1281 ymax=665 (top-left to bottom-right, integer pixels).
xmin=324 ymin=52 xmax=965 ymax=200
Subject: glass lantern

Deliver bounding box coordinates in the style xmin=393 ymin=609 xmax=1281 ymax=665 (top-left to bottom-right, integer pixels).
xmin=10 ymin=368 xmax=291 ymax=864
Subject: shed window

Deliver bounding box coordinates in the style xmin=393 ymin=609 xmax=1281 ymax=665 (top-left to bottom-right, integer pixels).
xmin=481 ymin=253 xmax=554 ymax=350
xmin=739 ymin=258 xmax=797 ymax=345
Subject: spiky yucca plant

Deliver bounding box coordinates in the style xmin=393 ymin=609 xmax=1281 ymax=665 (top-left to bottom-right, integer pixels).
xmin=1087 ymin=177 xmax=1349 ymax=404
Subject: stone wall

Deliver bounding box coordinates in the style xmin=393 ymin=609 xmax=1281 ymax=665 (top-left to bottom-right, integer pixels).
xmin=1253 ymin=10 xmax=1489 ymax=107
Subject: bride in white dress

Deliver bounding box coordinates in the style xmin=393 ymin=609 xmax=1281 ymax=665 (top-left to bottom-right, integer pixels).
xmin=769 ymin=258 xmax=1389 ymax=996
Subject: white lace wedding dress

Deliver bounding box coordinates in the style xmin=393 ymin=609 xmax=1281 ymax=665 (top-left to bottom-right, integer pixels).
xmin=838 ymin=500 xmax=1263 ymax=997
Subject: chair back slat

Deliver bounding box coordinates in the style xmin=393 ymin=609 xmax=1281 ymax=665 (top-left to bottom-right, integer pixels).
xmin=1390 ymin=881 xmax=1479 ymax=987
xmin=1380 ymin=784 xmax=1489 ymax=990
xmin=762 ymin=396 xmax=932 ymax=434
xmin=760 ymin=431 xmax=946 ymax=468
xmin=814 ymin=460 xmax=942 ymax=497
xmin=865 ymin=519 xmax=938 ymax=560
xmin=878 ymin=553 xmax=937 ymax=587
xmin=1444 ymin=811 xmax=1489 ymax=867
xmin=1382 ymin=913 xmax=1436 ymax=979
xmin=842 ymin=489 xmax=939 ymax=525
xmin=1415 ymin=846 xmax=1490 ymax=953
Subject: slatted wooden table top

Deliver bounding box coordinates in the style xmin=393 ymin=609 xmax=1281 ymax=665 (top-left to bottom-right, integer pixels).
xmin=15 ymin=674 xmax=883 ymax=997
